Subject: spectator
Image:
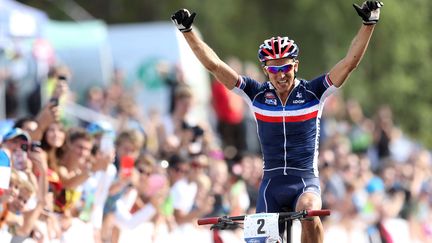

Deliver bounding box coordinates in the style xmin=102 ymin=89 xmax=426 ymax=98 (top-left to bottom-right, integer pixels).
xmin=102 ymin=129 xmax=144 ymax=243
xmin=168 ymin=153 xmax=213 ymax=227
xmin=80 ymin=120 xmax=117 ymax=243
xmin=206 ymin=155 xmax=230 ymax=217
xmin=211 ymin=57 xmax=246 ymax=161
xmin=52 ymin=127 xmax=94 ymax=219
xmin=10 ymin=147 xmax=48 ymax=242
xmin=13 ymin=117 xmax=38 ymax=134
xmin=52 ymin=128 xmax=96 ymax=242
xmin=114 ymin=153 xmax=168 ymax=243
xmin=40 ymin=122 xmax=66 ymax=175
xmin=373 ymin=105 xmax=394 ymax=161
xmin=156 ymin=84 xmax=208 ymax=158
xmin=85 ymin=86 xmax=106 ymax=113
xmin=1 ymin=128 xmax=31 ymax=172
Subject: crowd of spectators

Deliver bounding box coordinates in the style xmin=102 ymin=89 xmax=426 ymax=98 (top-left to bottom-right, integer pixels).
xmin=0 ymin=58 xmax=431 ymax=243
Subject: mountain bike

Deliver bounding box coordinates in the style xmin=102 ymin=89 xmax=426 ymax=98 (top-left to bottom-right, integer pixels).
xmin=197 ymin=209 xmax=330 ymax=243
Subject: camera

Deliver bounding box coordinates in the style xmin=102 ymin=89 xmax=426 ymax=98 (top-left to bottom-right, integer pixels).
xmin=31 ymin=141 xmax=42 ymax=151
xmin=20 ymin=141 xmax=42 ymax=152
xmin=191 ymin=126 xmax=204 ymax=138
xmin=181 ymin=122 xmax=204 ymax=142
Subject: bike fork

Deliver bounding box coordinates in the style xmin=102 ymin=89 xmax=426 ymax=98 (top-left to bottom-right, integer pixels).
xmin=285 ymin=220 xmax=293 ymax=243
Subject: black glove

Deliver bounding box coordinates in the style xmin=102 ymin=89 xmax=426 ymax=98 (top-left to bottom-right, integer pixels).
xmin=171 ymin=9 xmax=196 ymax=32
xmin=353 ymin=1 xmax=384 ymax=25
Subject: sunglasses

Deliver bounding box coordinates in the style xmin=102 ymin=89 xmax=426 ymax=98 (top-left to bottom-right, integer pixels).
xmin=264 ymin=63 xmax=295 ymax=74
xmin=137 ymin=168 xmax=152 ymax=176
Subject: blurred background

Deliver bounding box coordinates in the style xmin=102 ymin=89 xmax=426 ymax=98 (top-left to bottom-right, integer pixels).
xmin=1 ymin=0 xmax=432 ymax=146
xmin=0 ymin=1 xmax=431 ymax=243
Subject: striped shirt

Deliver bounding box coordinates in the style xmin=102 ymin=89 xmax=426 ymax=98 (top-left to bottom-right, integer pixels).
xmin=233 ymin=74 xmax=337 ymax=179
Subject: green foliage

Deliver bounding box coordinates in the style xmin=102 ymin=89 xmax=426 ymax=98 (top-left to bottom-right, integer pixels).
xmin=344 ymin=1 xmax=432 ymax=147
xmin=19 ymin=0 xmax=432 ymax=148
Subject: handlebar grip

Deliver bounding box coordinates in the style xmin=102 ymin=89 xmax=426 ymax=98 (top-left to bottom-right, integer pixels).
xmin=306 ymin=209 xmax=331 ymax=217
xmin=197 ymin=217 xmax=219 ymax=225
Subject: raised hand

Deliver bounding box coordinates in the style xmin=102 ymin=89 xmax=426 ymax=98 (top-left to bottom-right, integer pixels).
xmin=171 ymin=9 xmax=196 ymax=32
xmin=353 ymin=1 xmax=384 ymax=25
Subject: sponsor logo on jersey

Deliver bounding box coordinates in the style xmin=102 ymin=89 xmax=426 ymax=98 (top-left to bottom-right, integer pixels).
xmin=293 ymin=99 xmax=305 ymax=104
xmin=265 ymin=92 xmax=276 ymax=99
xmin=264 ymin=92 xmax=277 ymax=105
xmin=265 ymin=98 xmax=277 ymax=106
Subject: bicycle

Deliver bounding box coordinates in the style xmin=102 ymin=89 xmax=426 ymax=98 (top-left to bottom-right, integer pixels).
xmin=197 ymin=209 xmax=331 ymax=243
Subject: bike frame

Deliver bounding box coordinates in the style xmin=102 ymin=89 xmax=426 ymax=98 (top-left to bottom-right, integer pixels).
xmin=197 ymin=209 xmax=330 ymax=243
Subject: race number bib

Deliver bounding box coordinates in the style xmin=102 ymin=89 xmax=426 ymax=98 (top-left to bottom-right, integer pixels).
xmin=244 ymin=213 xmax=280 ymax=243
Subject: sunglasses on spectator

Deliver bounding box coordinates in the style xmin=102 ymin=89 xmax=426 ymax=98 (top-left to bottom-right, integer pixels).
xmin=137 ymin=168 xmax=152 ymax=176
xmin=264 ymin=63 xmax=295 ymax=74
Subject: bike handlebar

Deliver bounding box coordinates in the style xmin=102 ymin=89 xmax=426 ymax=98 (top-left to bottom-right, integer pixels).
xmin=197 ymin=209 xmax=331 ymax=226
xmin=305 ymin=209 xmax=330 ymax=217
xmin=197 ymin=217 xmax=219 ymax=225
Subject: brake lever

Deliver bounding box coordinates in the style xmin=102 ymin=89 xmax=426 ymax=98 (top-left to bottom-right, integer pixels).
xmin=210 ymin=216 xmax=240 ymax=230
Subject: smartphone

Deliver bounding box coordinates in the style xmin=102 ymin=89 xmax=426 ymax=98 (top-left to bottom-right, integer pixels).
xmin=120 ymin=155 xmax=135 ymax=178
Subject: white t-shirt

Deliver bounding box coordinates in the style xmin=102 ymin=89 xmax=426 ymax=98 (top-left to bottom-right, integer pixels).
xmin=170 ymin=178 xmax=197 ymax=213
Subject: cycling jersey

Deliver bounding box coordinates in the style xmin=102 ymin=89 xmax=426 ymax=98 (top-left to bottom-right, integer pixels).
xmin=233 ymin=74 xmax=337 ymax=179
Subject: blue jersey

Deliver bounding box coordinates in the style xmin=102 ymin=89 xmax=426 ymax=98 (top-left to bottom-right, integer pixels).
xmin=233 ymin=74 xmax=337 ymax=179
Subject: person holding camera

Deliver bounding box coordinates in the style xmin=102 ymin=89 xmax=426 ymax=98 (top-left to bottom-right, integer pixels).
xmin=156 ymin=84 xmax=208 ymax=158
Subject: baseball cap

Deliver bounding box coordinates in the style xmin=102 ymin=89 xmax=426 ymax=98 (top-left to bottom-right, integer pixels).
xmin=0 ymin=119 xmax=14 ymax=143
xmin=2 ymin=128 xmax=31 ymax=142
xmin=86 ymin=120 xmax=115 ymax=137
xmin=366 ymin=177 xmax=385 ymax=194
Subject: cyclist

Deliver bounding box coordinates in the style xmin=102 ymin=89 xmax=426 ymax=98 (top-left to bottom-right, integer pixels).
xmin=171 ymin=1 xmax=383 ymax=242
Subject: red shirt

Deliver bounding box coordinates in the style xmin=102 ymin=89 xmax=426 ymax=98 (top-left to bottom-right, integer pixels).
xmin=211 ymin=81 xmax=244 ymax=124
